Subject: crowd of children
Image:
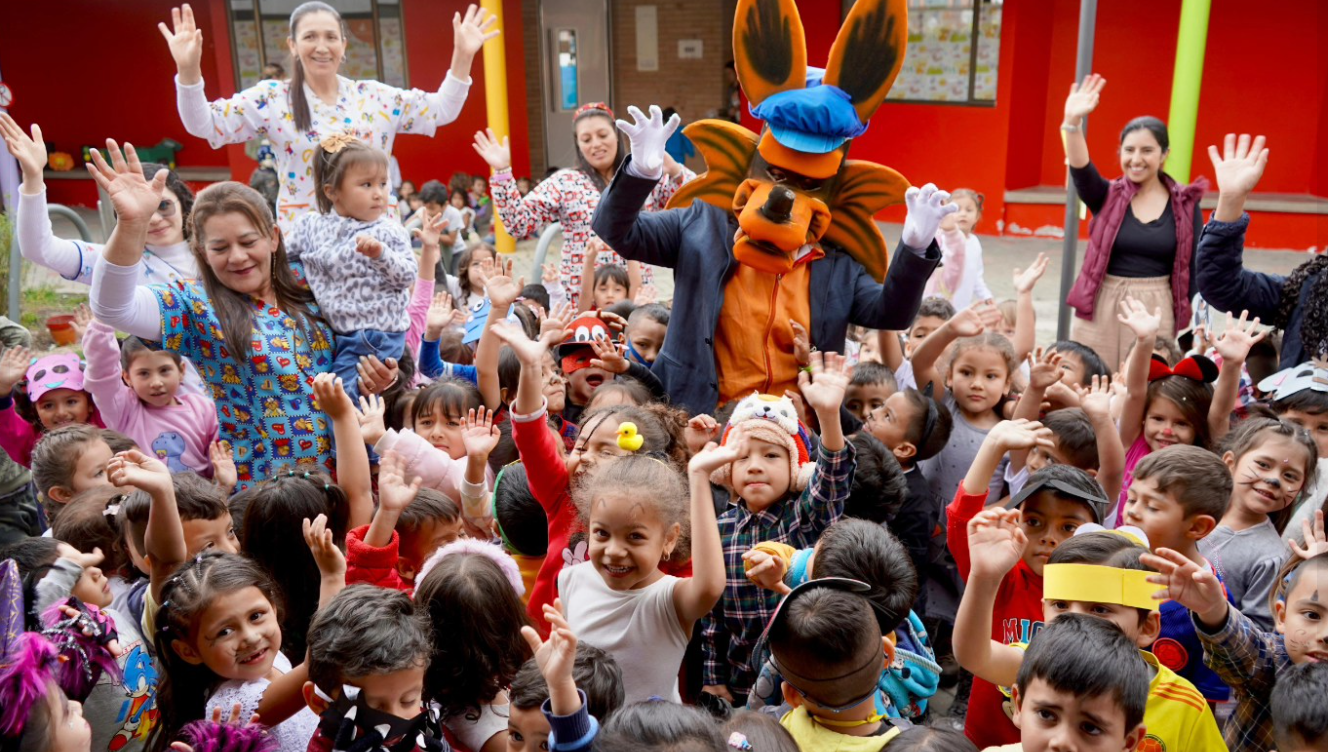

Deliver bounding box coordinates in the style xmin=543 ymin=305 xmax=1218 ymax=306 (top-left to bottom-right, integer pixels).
xmin=4 ymin=13 xmax=1328 ymax=752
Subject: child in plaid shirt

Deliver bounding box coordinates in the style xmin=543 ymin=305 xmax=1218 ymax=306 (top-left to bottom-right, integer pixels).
xmin=1144 ymin=545 xmax=1328 ymax=752
xmin=698 ymin=352 xmax=856 ymax=707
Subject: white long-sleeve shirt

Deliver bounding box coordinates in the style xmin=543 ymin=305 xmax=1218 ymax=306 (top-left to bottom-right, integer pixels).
xmin=175 ymin=72 xmax=471 ymax=232
xmin=18 ymin=187 xmax=197 ymax=286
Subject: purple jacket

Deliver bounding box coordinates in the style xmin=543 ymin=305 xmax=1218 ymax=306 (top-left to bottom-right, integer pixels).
xmin=1066 ymin=168 xmax=1208 ymax=324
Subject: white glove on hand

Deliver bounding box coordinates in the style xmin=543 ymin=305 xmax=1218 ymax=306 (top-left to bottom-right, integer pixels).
xmin=901 ymin=184 xmax=957 ymax=252
xmin=617 ymin=105 xmax=680 ymax=180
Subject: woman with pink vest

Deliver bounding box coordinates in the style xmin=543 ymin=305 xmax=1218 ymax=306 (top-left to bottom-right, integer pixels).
xmin=1060 ymin=74 xmax=1207 ymax=370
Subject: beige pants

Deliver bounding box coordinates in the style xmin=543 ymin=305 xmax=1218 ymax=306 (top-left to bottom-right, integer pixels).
xmin=1072 ymin=275 xmax=1175 ymax=372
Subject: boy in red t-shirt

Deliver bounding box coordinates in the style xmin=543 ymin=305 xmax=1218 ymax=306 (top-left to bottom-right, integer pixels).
xmin=945 ymin=419 xmax=1110 ymax=748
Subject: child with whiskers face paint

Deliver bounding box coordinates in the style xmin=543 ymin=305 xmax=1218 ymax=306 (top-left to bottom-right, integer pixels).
xmin=1198 ymin=416 xmax=1317 ymax=631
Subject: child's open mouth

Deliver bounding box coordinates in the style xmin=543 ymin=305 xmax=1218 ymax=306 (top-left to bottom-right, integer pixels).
xmin=603 ymin=563 xmax=633 ymax=578
xmin=238 ymin=647 xmax=269 ymax=666
xmin=586 ymin=374 xmax=605 ymax=388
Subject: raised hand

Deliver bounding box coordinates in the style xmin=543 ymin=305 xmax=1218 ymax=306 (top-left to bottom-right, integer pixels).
xmin=377 ymin=450 xmax=423 ymax=516
xmin=0 ymin=345 xmax=31 ymax=394
xmin=1064 ymin=73 xmax=1106 ymax=124
xmin=485 ymin=274 xmax=522 ymax=309
xmin=689 ymin=440 xmax=742 ymax=476
xmin=71 ymin=304 xmax=94 ymax=342
xmin=1213 ymin=309 xmax=1267 ymax=364
xmin=542 ymin=262 xmax=561 ymax=286
xmin=1116 ymin=296 xmax=1162 ymax=341
xmin=491 ymin=319 xmax=559 ymax=365
xmin=413 ymin=207 xmax=452 ymax=249
xmin=1208 ymin=133 xmax=1269 ymax=199
xmin=798 ymin=351 xmax=851 ymax=416
xmin=461 ymin=407 xmax=500 ymax=460
xmin=1141 ymin=548 xmax=1229 ymax=627
xmin=1290 ymin=510 xmax=1328 ymax=561
xmin=1027 ymin=347 xmax=1064 ymax=391
xmin=355 ymin=392 xmax=387 ymax=446
xmin=209 ymin=440 xmax=237 ymax=492
xmin=312 ymin=372 xmax=353 ymax=421
xmin=472 ymin=128 xmax=512 ymax=171
xmin=303 ymin=513 xmax=347 ymax=579
xmin=987 ymin=419 xmax=1055 ymax=453
xmin=86 ymin=141 xmax=168 ymax=225
xmin=520 ymin=600 xmax=579 ymax=691
xmin=426 ymin=292 xmax=464 ymax=338
xmin=106 ymin=449 xmax=172 ymax=497
xmin=588 ymin=337 xmax=629 ymax=375
xmin=354 ymin=235 xmax=384 ymax=259
xmin=1077 ymin=374 xmax=1114 ymax=422
xmin=543 ymin=302 xmax=575 ymax=338
xmin=157 ymin=4 xmax=205 ymax=79
xmin=615 ymin=105 xmax=680 ymax=177
xmin=684 ymin=414 xmax=720 ymax=456
xmin=967 ymin=508 xmax=1028 ymax=580
xmin=790 ymin=320 xmax=811 ymax=367
xmin=948 ymin=305 xmax=987 ymax=339
xmin=1013 ymin=253 xmax=1050 ymax=295
xmin=741 ymin=549 xmax=791 ymax=595
xmin=452 ymin=4 xmax=500 ymax=58
xmin=901 ymin=184 xmax=957 ymax=250
xmin=0 ymin=114 xmax=48 ymax=180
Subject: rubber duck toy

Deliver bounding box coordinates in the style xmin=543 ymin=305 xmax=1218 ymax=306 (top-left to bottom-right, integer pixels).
xmin=616 ymin=422 xmax=644 ymax=452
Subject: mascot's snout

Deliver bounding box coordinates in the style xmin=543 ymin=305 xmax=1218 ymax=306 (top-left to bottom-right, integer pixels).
xmin=732 ymin=179 xmax=831 ymax=275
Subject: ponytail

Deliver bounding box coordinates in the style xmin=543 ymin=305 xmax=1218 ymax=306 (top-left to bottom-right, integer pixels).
xmin=285 ymin=2 xmax=345 ymax=133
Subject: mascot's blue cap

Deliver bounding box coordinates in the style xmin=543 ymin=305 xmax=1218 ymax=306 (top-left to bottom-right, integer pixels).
xmin=749 ymin=68 xmax=870 ymax=154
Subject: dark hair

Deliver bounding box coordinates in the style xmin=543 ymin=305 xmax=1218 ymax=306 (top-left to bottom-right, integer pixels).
xmin=1273 ymin=385 xmax=1328 ymax=417
xmin=1119 ymin=116 xmax=1169 ymax=151
xmin=1222 ymin=416 xmax=1319 ymax=533
xmin=1272 ymin=551 xmax=1328 ymax=618
xmin=574 ymin=403 xmax=691 ymax=472
xmin=629 ymin=303 xmax=670 ymax=328
xmin=576 ymin=455 xmax=691 ymax=564
xmin=1049 ymin=340 xmax=1110 ymax=384
xmin=312 ymin=138 xmax=388 ymax=214
xmin=140 ymin=161 xmax=196 ymax=240
xmin=495 ymin=346 xmax=524 ymax=406
xmin=900 ymin=388 xmax=953 ymax=462
xmin=850 ymin=361 xmax=897 ymax=391
xmin=456 ymin=245 xmax=497 ymax=302
xmin=30 ymin=424 xmax=105 ymax=507
xmin=50 ymin=487 xmax=132 ymax=578
xmin=1146 ymin=375 xmax=1214 ymax=450
xmin=1132 ymin=445 xmax=1232 ymax=520
xmin=768 ymin=588 xmax=882 ymax=706
xmin=605 ymin=299 xmax=637 ymax=322
xmin=119 ymin=336 xmax=184 ymax=372
xmin=520 ymin=284 xmax=551 ymax=312
xmin=236 ymin=471 xmax=349 ymax=661
xmin=916 ymin=297 xmax=956 ymax=322
xmin=189 ymin=182 xmax=327 ymax=367
xmin=438 ymin=329 xmax=474 ymax=366
xmin=1022 ymin=464 xmax=1108 ymax=520
xmin=844 ymin=432 xmax=908 ymax=523
xmin=1274 ymin=256 xmax=1328 ymax=360
xmin=411 ymin=377 xmax=483 ymax=428
xmin=593 ymin=264 xmax=630 ymax=294
xmin=307 ymin=585 xmax=431 ymax=695
xmin=148 ymin=553 xmax=283 ymax=752
xmin=386 ymin=387 xmax=419 ymax=433
xmin=1015 ymin=613 xmax=1149 ymax=733
xmin=123 ymin=472 xmax=231 ymax=557
xmin=0 ymin=537 xmax=61 ymax=628
xmin=102 ymin=428 xmax=137 ymax=455
xmin=593 ymin=701 xmax=725 ymax=752
xmin=1048 ymin=532 xmax=1152 ymax=625
xmin=720 ymin=711 xmax=799 ymax=752
xmin=887 ymin=726 xmax=980 ymax=752
xmin=812 ymin=520 xmax=918 ymax=634
xmin=1272 ymin=660 xmax=1328 ymax=750
xmin=416 ymin=549 xmax=531 ymax=718
xmin=418 ymin=179 xmax=450 ymax=207
xmin=493 ymin=462 xmax=548 ymax=556
xmin=585 ymin=379 xmax=653 ymax=412
xmin=286 ymin=2 xmax=347 ymax=132
xmin=510 ymin=642 xmax=625 ymax=720
xmin=571 ymin=109 xmax=627 ymax=192
xmin=396 ymin=487 xmax=461 ymax=536
xmin=1041 ymin=408 xmax=1099 ymax=470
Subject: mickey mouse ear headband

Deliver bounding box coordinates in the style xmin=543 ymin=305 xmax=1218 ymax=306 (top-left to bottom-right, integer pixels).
xmin=1148 ymin=353 xmax=1218 ymax=384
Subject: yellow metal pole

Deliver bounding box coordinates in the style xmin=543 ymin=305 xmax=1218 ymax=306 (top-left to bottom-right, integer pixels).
xmin=481 ymin=0 xmax=515 ymax=255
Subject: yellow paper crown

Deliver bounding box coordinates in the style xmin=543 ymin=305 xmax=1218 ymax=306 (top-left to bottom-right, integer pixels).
xmin=1043 ymin=563 xmax=1158 ymax=612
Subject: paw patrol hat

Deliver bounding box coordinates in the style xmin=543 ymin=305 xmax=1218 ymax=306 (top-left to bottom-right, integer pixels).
xmin=712 ymin=392 xmax=816 ymax=492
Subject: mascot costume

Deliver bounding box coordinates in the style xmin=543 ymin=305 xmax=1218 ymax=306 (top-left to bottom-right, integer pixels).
xmin=592 ymin=0 xmax=955 ymax=416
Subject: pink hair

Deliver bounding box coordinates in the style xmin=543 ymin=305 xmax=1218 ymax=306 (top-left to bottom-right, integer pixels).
xmin=0 ymin=632 xmax=59 ymax=736
xmin=179 ymin=720 xmax=278 ymax=752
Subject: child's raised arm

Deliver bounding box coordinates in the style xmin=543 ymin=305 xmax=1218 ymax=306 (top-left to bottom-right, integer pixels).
xmin=1209 ymin=310 xmax=1267 ymax=442
xmin=1141 ymin=548 xmax=1231 ymax=631
xmin=477 ymin=265 xmax=523 ymax=409
xmin=1080 ymin=375 xmax=1124 ymax=501
xmin=1011 ymin=253 xmax=1049 ymax=365
xmin=911 ymin=305 xmax=986 ymax=394
xmin=1117 ymin=296 xmax=1163 ymax=448
xmin=491 ymin=316 xmax=566 ymax=417
xmin=521 ymin=599 xmax=584 ymax=718
xmin=107 ymin=450 xmax=185 ymax=602
xmin=676 ymin=442 xmax=737 ymax=626
xmin=953 ymin=508 xmax=1031 ymax=687
xmin=460 ymin=407 xmax=500 ymax=531
xmin=1009 ymin=348 xmax=1064 ymax=472
xmin=799 ymin=351 xmax=851 ymax=452
xmin=364 ymin=449 xmax=422 ymax=549
xmin=210 ymin=440 xmax=237 ymax=494
xmin=313 ymin=373 xmax=372 ymax=529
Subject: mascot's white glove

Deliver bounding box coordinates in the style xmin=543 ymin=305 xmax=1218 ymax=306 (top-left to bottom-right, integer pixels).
xmin=618 ymin=105 xmax=680 ymax=181
xmin=901 ymin=184 xmax=957 ymax=252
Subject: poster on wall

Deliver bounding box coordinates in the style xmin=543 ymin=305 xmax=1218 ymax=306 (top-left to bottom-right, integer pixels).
xmin=885 ymin=1 xmax=1001 ymax=103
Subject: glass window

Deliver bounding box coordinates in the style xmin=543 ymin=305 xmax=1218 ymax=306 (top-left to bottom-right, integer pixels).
xmin=227 ymin=0 xmax=409 ymax=90
xmin=842 ymin=0 xmax=1002 ymax=105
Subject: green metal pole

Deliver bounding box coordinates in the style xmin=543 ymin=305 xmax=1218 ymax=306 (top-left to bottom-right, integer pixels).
xmin=1165 ymin=0 xmax=1212 ymax=183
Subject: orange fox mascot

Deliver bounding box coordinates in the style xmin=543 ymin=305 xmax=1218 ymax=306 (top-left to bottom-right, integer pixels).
xmin=591 ymin=0 xmax=956 ymax=416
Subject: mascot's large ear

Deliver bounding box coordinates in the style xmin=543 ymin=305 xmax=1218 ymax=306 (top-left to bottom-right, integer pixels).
xmin=824 ymin=0 xmax=908 ymax=124
xmin=733 ymin=0 xmax=808 ymax=109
